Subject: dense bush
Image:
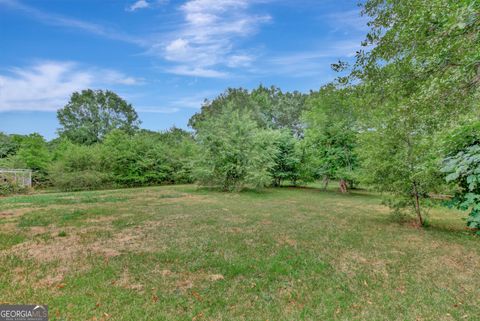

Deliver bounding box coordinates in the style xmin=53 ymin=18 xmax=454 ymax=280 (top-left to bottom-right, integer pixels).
xmin=0 ymin=133 xmax=52 ymax=186
xmin=270 ymin=130 xmax=302 ymax=186
xmin=441 ymin=122 xmax=480 ymax=232
xmin=0 ymin=176 xmax=29 ymax=196
xmin=0 ymin=182 xmax=27 ymax=196
xmin=302 ymin=85 xmax=358 ymax=191
xmin=442 ymin=144 xmax=480 ymax=231
xmin=193 ymin=106 xmax=278 ymax=191
xmin=0 ymin=132 xmax=21 ymax=159
xmin=48 ymin=141 xmax=110 ymax=191
xmin=47 ymin=128 xmax=197 ymax=191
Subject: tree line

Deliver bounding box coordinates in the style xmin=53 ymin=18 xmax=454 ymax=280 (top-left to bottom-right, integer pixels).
xmin=1 ymin=0 xmax=479 ymax=231
xmin=0 ymin=86 xmax=355 ymax=193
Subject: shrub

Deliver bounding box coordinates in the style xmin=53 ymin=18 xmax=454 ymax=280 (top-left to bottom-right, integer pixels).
xmin=49 ymin=142 xmax=111 ymax=191
xmin=442 ymin=144 xmax=480 ymax=232
xmin=0 ymin=177 xmax=29 ymax=196
xmin=193 ymin=106 xmax=278 ymax=191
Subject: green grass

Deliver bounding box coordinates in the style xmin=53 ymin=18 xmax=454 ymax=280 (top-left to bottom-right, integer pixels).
xmin=0 ymin=185 xmax=478 ymax=320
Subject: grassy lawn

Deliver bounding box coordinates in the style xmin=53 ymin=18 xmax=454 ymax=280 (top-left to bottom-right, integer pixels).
xmin=0 ymin=185 xmax=478 ymax=320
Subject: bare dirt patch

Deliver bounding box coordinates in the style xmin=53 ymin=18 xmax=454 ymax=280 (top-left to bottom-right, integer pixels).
xmin=5 ymin=219 xmax=171 ymax=265
xmin=37 ymin=266 xmax=70 ymax=288
xmin=336 ymin=251 xmax=389 ymax=278
xmin=208 ymin=274 xmax=224 ymax=281
xmin=0 ymin=207 xmax=36 ymax=219
xmin=0 ymin=223 xmax=17 ymax=232
xmin=28 ymin=226 xmax=51 ymax=235
xmin=85 ymin=216 xmax=116 ymax=224
xmin=10 ymin=234 xmax=82 ymax=262
xmin=159 ymin=269 xmax=172 ymax=277
xmin=422 ymin=243 xmax=480 ymax=293
xmin=225 ymin=227 xmax=244 ymax=234
xmin=115 ymin=268 xmax=144 ymax=292
xmin=277 ymin=236 xmax=297 ymax=247
xmin=176 ymin=280 xmax=194 ymax=291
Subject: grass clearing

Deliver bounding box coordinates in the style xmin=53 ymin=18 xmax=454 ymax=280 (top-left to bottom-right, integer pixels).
xmin=0 ymin=185 xmax=478 ymax=320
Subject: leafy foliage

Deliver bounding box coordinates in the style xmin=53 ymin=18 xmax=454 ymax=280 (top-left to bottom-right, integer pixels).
xmin=189 ymin=85 xmax=307 ymax=137
xmin=0 ymin=133 xmax=21 ymax=159
xmin=441 ymin=122 xmax=480 ymax=231
xmin=102 ymin=129 xmax=196 ymax=186
xmin=57 ymin=89 xmax=141 ymax=145
xmin=2 ymin=133 xmax=52 ymax=185
xmin=48 ymin=140 xmax=110 ymax=191
xmin=303 ymin=85 xmax=358 ymax=190
xmin=270 ymin=130 xmax=302 ymax=186
xmin=341 ymin=0 xmax=480 ymax=224
xmin=49 ymin=128 xmax=197 ymax=191
xmin=0 ymin=176 xmax=29 ymax=196
xmin=442 ymin=145 xmax=480 ymax=230
xmin=193 ymin=106 xmax=278 ymax=191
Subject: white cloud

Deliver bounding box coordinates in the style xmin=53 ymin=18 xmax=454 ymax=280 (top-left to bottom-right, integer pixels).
xmin=101 ymin=70 xmax=143 ymax=85
xmin=226 ymin=54 xmax=254 ymax=68
xmin=126 ymin=0 xmax=169 ymax=12
xmin=0 ymin=0 xmax=143 ymax=45
xmin=160 ymin=0 xmax=271 ymax=77
xmin=326 ymin=9 xmax=370 ymax=34
xmin=0 ymin=61 xmax=141 ymax=112
xmin=271 ymin=40 xmax=363 ymax=65
xmin=170 ymin=94 xmax=211 ymax=109
xmin=136 ymin=91 xmax=214 ymax=114
xmin=128 ymin=0 xmax=150 ymax=11
xmin=0 ymin=0 xmax=270 ymax=78
xmin=245 ymin=40 xmax=363 ymax=79
xmin=166 ymin=66 xmax=228 ymax=78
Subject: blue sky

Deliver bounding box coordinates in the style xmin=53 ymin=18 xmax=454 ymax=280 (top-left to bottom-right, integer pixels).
xmin=0 ymin=0 xmax=368 ymax=139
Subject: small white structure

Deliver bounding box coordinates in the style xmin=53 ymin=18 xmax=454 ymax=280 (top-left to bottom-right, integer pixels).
xmin=0 ymin=168 xmax=32 ymax=187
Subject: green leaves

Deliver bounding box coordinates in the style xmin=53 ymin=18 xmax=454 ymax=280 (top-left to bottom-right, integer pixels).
xmin=302 ymin=85 xmax=358 ymax=185
xmin=269 ymin=130 xmax=302 ymax=186
xmin=48 ymin=128 xmax=197 ymax=191
xmin=57 ymin=89 xmax=140 ymax=145
xmin=344 ymin=0 xmax=480 ymax=225
xmin=441 ymin=143 xmax=480 ymax=229
xmin=193 ymin=106 xmax=278 ymax=191
xmin=189 ymin=85 xmax=307 ymax=137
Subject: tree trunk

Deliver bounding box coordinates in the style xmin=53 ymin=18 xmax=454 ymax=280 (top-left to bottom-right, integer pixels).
xmin=339 ymin=179 xmax=348 ymax=193
xmin=412 ymin=183 xmax=424 ymax=227
xmin=323 ymin=176 xmax=329 ymax=191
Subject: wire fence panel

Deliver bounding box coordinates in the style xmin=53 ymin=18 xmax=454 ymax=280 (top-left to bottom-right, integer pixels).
xmin=0 ymin=168 xmax=32 ymax=187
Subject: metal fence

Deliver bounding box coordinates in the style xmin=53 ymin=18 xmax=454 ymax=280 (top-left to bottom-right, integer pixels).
xmin=0 ymin=168 xmax=32 ymax=187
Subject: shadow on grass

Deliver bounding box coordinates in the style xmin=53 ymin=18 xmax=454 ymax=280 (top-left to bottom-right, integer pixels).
xmin=191 ymin=184 xmax=383 ymax=203
xmin=278 ymin=184 xmax=381 ymax=200
xmin=365 ymin=207 xmax=477 ymax=240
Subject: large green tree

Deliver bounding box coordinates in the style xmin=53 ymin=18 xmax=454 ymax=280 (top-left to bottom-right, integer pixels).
xmin=346 ymin=0 xmax=479 ymax=225
xmin=303 ymin=85 xmax=358 ymax=192
xmin=0 ymin=133 xmax=20 ymax=159
xmin=193 ymin=105 xmax=278 ymax=191
xmin=57 ymin=89 xmax=141 ymax=145
xmin=270 ymin=130 xmax=302 ymax=186
xmin=189 ymin=85 xmax=307 ymax=137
